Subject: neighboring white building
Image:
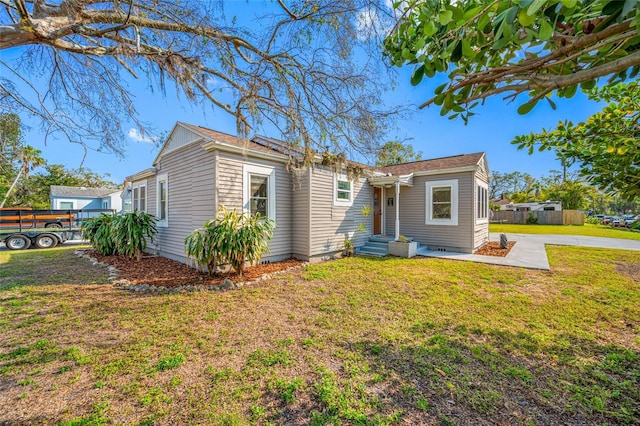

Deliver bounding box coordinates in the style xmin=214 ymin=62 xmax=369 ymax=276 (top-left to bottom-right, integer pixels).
xmin=501 ymin=201 xmax=562 ymax=212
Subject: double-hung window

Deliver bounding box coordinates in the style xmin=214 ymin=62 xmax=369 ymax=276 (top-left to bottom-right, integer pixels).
xmin=157 ymin=174 xmax=168 ymax=226
xmin=425 ymin=179 xmax=458 ymax=226
xmin=333 ymin=173 xmax=353 ymax=206
xmin=132 ymin=181 xmax=147 ymax=212
xmin=243 ymin=164 xmax=276 ymax=221
xmin=476 ymin=180 xmax=488 ymax=223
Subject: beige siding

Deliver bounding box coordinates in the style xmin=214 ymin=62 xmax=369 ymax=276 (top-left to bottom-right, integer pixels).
xmin=152 ymin=143 xmax=216 ymax=262
xmin=291 ymin=166 xmax=311 ymax=258
xmin=216 ymin=152 xmax=293 ymax=260
xmin=157 ymin=125 xmax=202 ymax=160
xmin=309 ymin=167 xmax=373 ymax=258
xmin=384 ymin=172 xmax=476 ymax=253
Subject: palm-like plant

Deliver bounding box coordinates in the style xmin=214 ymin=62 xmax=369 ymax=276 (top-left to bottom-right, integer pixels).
xmin=81 ymin=213 xmax=119 ymax=256
xmin=112 ymin=211 xmax=157 ymax=261
xmin=185 ymin=207 xmax=275 ymax=277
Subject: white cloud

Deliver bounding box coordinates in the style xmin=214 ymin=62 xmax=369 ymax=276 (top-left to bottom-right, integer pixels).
xmin=127 ymin=128 xmax=157 ymax=143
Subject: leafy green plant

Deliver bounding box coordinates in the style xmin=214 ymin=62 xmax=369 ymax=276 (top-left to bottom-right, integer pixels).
xmin=397 ymin=234 xmax=410 ymax=243
xmin=111 ymin=211 xmax=157 ymax=261
xmin=185 ymin=207 xmax=275 ymax=276
xmin=343 ymin=237 xmax=353 ymax=256
xmin=360 ymin=204 xmax=371 ymax=217
xmin=526 ymin=213 xmax=538 ymax=225
xmin=81 ymin=213 xmax=119 ymax=255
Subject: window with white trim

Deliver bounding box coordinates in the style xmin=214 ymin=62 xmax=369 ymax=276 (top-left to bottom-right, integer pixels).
xmin=132 ymin=181 xmax=147 ymax=212
xmin=425 ymin=179 xmax=458 ymax=226
xmin=333 ymin=173 xmax=353 ymax=206
xmin=243 ymin=164 xmax=276 ymax=221
xmin=476 ymin=180 xmax=488 ymax=223
xmin=60 ymin=201 xmax=74 ymax=210
xmin=157 ymin=174 xmax=168 ymax=226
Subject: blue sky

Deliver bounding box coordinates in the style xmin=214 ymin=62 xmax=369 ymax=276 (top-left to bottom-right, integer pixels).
xmin=8 ymin=3 xmax=604 ymax=185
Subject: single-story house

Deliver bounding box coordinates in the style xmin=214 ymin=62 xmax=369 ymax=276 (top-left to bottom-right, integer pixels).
xmin=126 ymin=122 xmax=490 ymax=263
xmin=50 ymin=185 xmax=123 ymax=212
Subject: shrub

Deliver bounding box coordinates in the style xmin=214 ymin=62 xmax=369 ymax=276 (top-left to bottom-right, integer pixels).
xmin=112 ymin=211 xmax=157 ymax=261
xmin=81 ymin=213 xmax=119 ymax=255
xmin=185 ymin=207 xmax=275 ymax=276
xmin=585 ymin=216 xmax=601 ymax=225
xmin=526 ymin=212 xmax=538 ymax=224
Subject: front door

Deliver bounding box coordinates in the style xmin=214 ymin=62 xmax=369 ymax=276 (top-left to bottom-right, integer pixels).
xmin=373 ymin=187 xmax=382 ymax=235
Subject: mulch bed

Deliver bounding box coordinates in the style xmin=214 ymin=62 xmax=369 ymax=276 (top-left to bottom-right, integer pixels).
xmin=474 ymin=241 xmax=516 ymax=257
xmin=89 ymin=251 xmax=304 ymax=288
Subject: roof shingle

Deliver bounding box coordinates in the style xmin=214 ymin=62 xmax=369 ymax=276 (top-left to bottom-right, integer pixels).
xmin=50 ymin=185 xmax=120 ymax=198
xmin=378 ymin=152 xmax=484 ymax=175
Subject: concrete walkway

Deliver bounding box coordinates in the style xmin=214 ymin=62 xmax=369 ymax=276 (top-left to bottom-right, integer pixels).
xmin=416 ymin=233 xmax=640 ymax=271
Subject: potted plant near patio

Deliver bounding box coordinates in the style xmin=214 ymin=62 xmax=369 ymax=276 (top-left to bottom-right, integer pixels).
xmin=388 ymin=235 xmax=418 ymax=258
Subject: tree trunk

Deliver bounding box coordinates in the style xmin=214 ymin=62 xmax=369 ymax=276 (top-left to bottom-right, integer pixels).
xmin=0 ymin=164 xmax=25 ymax=208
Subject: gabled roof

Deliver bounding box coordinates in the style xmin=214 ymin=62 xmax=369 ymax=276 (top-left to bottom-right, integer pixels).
xmin=50 ymin=185 xmax=120 ymax=198
xmin=178 ymin=122 xmax=290 ymax=157
xmin=378 ymin=152 xmax=485 ymax=175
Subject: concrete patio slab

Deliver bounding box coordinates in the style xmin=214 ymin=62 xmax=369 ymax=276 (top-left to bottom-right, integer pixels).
xmin=417 ymin=237 xmax=550 ymax=270
xmin=416 ymin=232 xmax=640 ymax=270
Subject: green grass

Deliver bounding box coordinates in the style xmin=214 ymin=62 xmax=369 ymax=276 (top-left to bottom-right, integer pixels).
xmin=0 ymin=246 xmax=639 ymax=424
xmin=491 ymin=222 xmax=640 ymax=240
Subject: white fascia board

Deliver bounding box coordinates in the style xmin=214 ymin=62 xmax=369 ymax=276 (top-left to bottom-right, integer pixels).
xmin=201 ymin=140 xmax=289 ymax=163
xmin=412 ymin=165 xmax=478 ymax=177
xmin=126 ymin=168 xmax=156 ymax=182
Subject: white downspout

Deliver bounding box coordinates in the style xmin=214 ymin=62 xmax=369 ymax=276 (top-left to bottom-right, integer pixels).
xmin=395 ymin=180 xmax=400 ymax=241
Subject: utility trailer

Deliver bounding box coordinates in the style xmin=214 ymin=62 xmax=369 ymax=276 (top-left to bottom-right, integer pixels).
xmin=0 ymin=208 xmax=115 ymax=250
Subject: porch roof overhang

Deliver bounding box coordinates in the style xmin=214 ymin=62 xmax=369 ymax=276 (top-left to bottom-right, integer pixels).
xmin=369 ymin=173 xmax=414 ymax=187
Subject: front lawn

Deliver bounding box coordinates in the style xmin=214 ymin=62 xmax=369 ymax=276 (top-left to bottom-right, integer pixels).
xmin=1 ymin=246 xmax=639 ymax=424
xmin=491 ymin=222 xmax=640 ymax=240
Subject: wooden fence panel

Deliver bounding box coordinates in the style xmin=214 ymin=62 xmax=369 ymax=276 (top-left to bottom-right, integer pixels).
xmin=537 ymin=211 xmax=563 ymax=225
xmin=491 ymin=210 xmax=583 ymax=225
xmin=563 ymin=210 xmax=584 ymax=225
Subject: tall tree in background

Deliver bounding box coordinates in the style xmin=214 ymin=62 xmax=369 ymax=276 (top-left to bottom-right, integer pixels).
xmin=14 ymin=164 xmax=118 ymax=209
xmin=375 ymin=140 xmax=422 ymax=166
xmin=384 ymin=0 xmax=639 ymax=199
xmin=0 ymin=114 xmax=46 ymax=207
xmin=1 ymin=0 xmax=400 ymax=159
xmin=514 ymin=83 xmax=640 ymax=199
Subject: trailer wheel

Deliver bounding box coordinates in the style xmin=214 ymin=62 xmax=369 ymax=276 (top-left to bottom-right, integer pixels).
xmin=34 ymin=234 xmax=59 ymax=249
xmin=5 ymin=234 xmax=31 ymax=250
xmin=45 ymin=223 xmax=63 ymax=229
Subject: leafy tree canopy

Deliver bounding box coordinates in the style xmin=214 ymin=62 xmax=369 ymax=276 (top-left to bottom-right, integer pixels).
xmin=384 ymin=0 xmax=640 ymax=120
xmin=513 ymin=82 xmax=640 ymax=199
xmin=13 ymin=164 xmax=118 ymax=209
xmin=375 ymin=140 xmax=422 ymax=166
xmin=1 ymin=0 xmax=399 ymax=159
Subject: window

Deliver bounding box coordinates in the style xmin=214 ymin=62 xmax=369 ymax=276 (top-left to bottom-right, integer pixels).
xmin=60 ymin=201 xmax=73 ymax=210
xmin=425 ymin=179 xmax=458 ymax=226
xmin=333 ymin=173 xmax=353 ymax=206
xmin=243 ymin=164 xmax=276 ymax=221
xmin=432 ymin=187 xmax=452 ymax=218
xmin=476 ymin=181 xmax=488 ymax=223
xmin=250 ymin=174 xmax=268 ymax=217
xmin=132 ymin=181 xmax=147 ymax=212
xmin=102 ymin=201 xmax=109 ymax=210
xmin=157 ymin=174 xmax=168 ymax=226
xmin=124 ymin=201 xmax=132 ymax=212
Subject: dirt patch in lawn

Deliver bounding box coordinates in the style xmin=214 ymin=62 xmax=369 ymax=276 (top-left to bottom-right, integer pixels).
xmin=89 ymin=251 xmax=304 ymax=288
xmin=474 ymin=241 xmax=516 ymax=257
xmin=616 ymin=261 xmax=640 ymax=283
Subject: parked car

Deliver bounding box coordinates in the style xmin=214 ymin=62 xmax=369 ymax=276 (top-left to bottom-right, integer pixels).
xmin=623 ymin=215 xmax=639 ymax=228
xmin=602 ymin=216 xmax=613 ymax=225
